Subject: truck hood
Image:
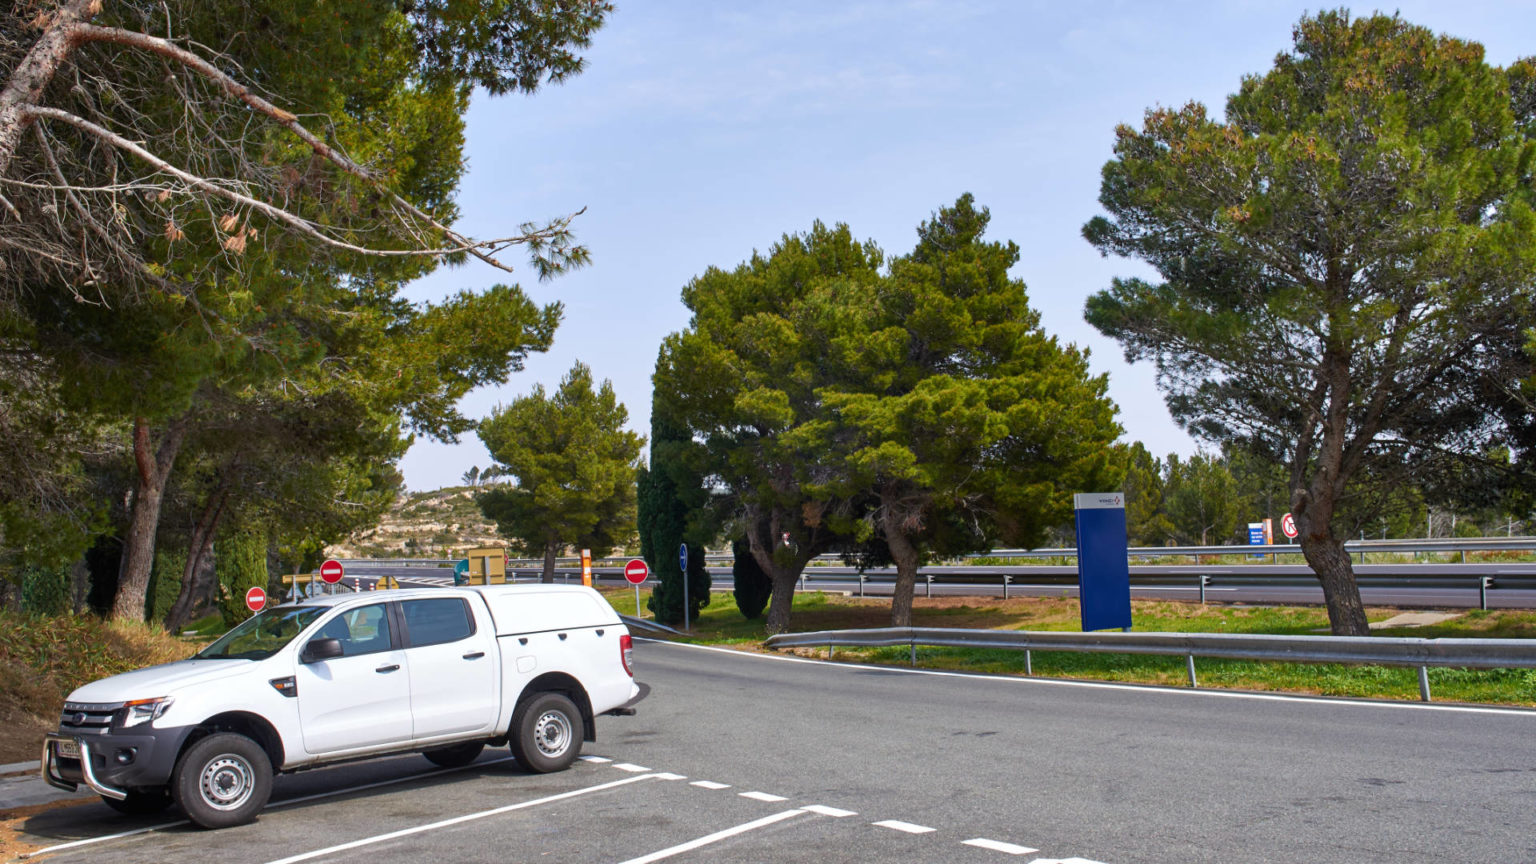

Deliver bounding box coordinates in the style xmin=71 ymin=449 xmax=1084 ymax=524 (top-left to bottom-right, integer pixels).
xmin=67 ymin=658 xmax=255 ymax=704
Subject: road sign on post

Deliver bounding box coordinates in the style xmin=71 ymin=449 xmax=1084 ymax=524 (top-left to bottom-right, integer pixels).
xmin=624 ymin=558 xmax=649 ymax=620
xmin=1281 ymin=512 xmax=1298 ymax=540
xmin=1248 ymin=522 xmax=1266 ymax=559
xmin=581 ymin=549 xmax=593 ymax=587
xmin=679 ymin=544 xmax=690 ymax=632
xmin=245 ymin=586 xmax=266 ymax=613
xmin=1074 ymin=492 xmax=1132 ymax=631
xmin=320 ymin=559 xmax=344 ymax=594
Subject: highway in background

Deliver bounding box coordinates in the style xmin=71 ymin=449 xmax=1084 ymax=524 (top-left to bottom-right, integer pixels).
xmin=16 ymin=640 xmax=1535 ymax=863
xmin=319 ymin=562 xmax=1536 ymax=609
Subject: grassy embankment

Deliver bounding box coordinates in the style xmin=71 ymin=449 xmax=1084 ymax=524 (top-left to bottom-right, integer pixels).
xmin=0 ymin=613 xmax=206 ymax=765
xmin=600 ymin=587 xmax=1536 ymax=706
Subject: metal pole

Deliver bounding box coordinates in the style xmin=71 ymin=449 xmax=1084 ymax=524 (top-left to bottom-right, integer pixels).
xmin=1481 ymin=576 xmax=1490 ymax=611
xmin=1186 ymin=655 xmax=1198 ymax=687
xmin=1199 ymin=574 xmax=1207 ymax=605
xmin=858 ymin=574 xmax=864 ymax=598
xmin=1418 ymin=666 xmax=1431 ymax=702
xmin=635 ymin=584 xmax=642 ymax=619
xmin=1024 ymin=650 xmax=1032 ymax=676
xmin=910 ymin=643 xmax=916 ymax=667
xmin=1002 ymin=574 xmax=1009 ymax=600
xmin=925 ymin=575 xmax=932 ymax=598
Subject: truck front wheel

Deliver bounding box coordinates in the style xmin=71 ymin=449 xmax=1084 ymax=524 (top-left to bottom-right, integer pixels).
xmin=172 ymin=732 xmax=272 ymax=829
xmin=509 ymin=692 xmax=583 ymax=773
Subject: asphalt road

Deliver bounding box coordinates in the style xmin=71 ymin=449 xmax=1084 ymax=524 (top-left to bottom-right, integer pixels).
xmin=15 ymin=641 xmax=1536 ymax=863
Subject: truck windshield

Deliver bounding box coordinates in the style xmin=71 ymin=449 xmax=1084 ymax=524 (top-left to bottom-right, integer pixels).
xmin=196 ymin=606 xmax=327 ymax=661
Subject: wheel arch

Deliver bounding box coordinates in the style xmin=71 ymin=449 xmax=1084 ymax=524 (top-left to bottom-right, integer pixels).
xmin=180 ymin=711 xmax=286 ymax=772
xmin=515 ymin=672 xmax=595 ymax=742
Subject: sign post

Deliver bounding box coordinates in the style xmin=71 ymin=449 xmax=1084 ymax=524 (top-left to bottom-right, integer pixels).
xmin=679 ymin=544 xmax=690 ymax=632
xmin=581 ymin=549 xmax=593 ymax=587
xmin=624 ymin=558 xmax=649 ymax=619
xmin=245 ymin=586 xmax=266 ymax=613
xmin=1074 ymin=492 xmax=1132 ymax=631
xmin=320 ymin=559 xmax=344 ymax=595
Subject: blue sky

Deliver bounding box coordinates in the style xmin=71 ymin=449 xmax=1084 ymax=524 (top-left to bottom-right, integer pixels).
xmin=401 ymin=1 xmax=1536 ymax=491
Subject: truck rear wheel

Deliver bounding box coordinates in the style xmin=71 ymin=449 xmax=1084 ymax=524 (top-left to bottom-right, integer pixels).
xmin=100 ymin=786 xmax=172 ymax=816
xmin=423 ymin=741 xmax=485 ymax=768
xmin=172 ymin=732 xmax=272 ymax=829
xmin=509 ymin=692 xmax=583 ymax=773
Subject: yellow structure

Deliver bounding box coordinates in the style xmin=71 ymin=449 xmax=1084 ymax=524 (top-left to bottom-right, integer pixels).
xmin=464 ymin=547 xmax=507 ymax=585
xmin=374 ymin=574 xmax=400 ymax=590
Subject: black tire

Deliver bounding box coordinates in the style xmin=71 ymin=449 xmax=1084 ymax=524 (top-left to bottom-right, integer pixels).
xmin=100 ymin=787 xmax=172 ymax=816
xmin=172 ymin=732 xmax=272 ymax=829
xmin=423 ymin=741 xmax=485 ymax=768
xmin=508 ymin=691 xmax=583 ymax=773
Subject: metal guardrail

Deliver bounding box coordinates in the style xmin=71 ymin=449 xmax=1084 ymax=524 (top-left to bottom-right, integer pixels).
xmin=763 ymin=627 xmax=1536 ymax=702
xmin=620 ymin=614 xmax=684 ymax=636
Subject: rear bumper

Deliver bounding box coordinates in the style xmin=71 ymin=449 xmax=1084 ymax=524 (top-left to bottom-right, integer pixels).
xmin=42 ymin=725 xmax=191 ymax=798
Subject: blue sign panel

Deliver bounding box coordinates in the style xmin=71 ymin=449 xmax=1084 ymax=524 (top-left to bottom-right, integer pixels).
xmin=1074 ymin=492 xmax=1132 ymax=631
xmin=679 ymin=543 xmax=689 ymax=573
xmin=1248 ymin=522 xmax=1266 ymax=559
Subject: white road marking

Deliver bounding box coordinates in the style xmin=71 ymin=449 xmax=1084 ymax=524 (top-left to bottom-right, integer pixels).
xmin=614 ymin=809 xmax=808 ymax=864
xmin=264 ymin=773 xmax=659 ymax=864
xmin=21 ymin=755 xmax=518 ymax=859
xmin=873 ymin=819 xmax=935 ymax=834
xmin=579 ymin=755 xmax=613 ymax=763
xmin=963 ymin=837 xmax=1038 ymax=854
xmin=640 ymin=638 xmax=1536 ymax=717
xmin=690 ymin=780 xmax=731 ymax=790
xmin=802 ymin=804 xmax=857 ymax=817
xmin=738 ymin=790 xmax=788 ymax=802
xmin=613 ymin=762 xmax=651 ymax=772
xmin=1027 ymin=858 xmax=1109 ymax=863
xmin=652 ymin=773 xmax=687 ymax=780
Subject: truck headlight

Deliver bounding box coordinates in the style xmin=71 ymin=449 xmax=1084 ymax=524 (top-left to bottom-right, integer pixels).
xmin=119 ymin=697 xmax=174 ymax=728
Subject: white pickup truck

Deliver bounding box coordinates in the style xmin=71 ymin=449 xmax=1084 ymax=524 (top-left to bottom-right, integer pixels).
xmin=42 ymin=585 xmax=641 ymax=828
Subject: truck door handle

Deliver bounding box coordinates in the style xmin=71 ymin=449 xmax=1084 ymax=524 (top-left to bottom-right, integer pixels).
xmin=376 ymin=664 xmax=400 ymax=673
xmin=462 ymin=651 xmax=485 ymax=660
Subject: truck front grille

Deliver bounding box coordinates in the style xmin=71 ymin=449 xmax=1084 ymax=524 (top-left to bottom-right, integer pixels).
xmin=59 ymin=701 xmax=120 ymax=734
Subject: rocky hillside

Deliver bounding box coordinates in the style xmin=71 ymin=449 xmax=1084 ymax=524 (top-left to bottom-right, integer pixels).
xmin=325 ymin=486 xmax=506 ymax=558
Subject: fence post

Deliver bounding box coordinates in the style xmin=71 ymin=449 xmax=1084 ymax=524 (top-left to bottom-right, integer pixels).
xmin=910 ymin=641 xmax=917 ymax=667
xmin=1481 ymin=576 xmax=1491 ymax=611
xmin=1199 ymin=574 xmax=1209 ymax=605
xmin=858 ymin=574 xmax=865 ymax=598
xmin=1002 ymin=574 xmax=1009 ymax=600
xmin=926 ymin=574 xmax=932 ymax=598
xmin=1418 ymin=666 xmax=1431 ymax=702
xmin=1186 ymin=655 xmax=1198 ymax=687
xmin=1024 ymin=649 xmax=1032 ymax=676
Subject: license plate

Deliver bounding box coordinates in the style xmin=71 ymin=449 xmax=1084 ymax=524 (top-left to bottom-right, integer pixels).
xmin=56 ymin=740 xmax=79 ymax=759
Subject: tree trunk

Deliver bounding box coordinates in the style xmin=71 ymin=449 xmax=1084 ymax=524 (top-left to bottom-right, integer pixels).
xmin=1298 ymin=531 xmax=1369 ymax=636
xmin=112 ymin=416 xmax=186 ymax=622
xmin=540 ymin=541 xmax=557 ymax=583
xmin=884 ymin=515 xmax=921 ymax=628
xmin=763 ymin=567 xmax=799 ymax=635
xmin=0 ymin=0 xmax=98 ymax=176
xmin=165 ymin=481 xmax=229 ymax=631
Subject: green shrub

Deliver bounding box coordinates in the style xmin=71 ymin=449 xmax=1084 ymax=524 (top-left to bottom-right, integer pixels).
xmin=146 ymin=549 xmax=186 ymax=625
xmin=731 ymin=538 xmax=771 ymax=620
xmin=217 ymin=528 xmax=269 ymax=627
xmin=20 ymin=566 xmax=70 ymax=616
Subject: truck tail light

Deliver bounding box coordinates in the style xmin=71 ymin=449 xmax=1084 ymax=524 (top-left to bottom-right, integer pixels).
xmin=620 ymin=634 xmax=633 ymax=677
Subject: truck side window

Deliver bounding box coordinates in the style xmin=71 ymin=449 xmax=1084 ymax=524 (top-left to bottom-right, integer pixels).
xmin=402 ymin=598 xmax=474 ymax=647
xmin=317 ymin=604 xmax=393 ymax=656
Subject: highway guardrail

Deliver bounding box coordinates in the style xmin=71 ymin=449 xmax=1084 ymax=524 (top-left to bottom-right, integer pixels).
xmin=763 ymin=627 xmax=1536 ymax=702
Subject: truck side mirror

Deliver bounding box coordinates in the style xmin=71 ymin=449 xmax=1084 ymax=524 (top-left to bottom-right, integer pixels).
xmin=300 ymin=638 xmax=344 ymax=664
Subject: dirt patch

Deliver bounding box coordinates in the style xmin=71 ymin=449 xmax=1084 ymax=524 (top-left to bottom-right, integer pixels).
xmin=0 ymin=797 xmax=92 ymax=861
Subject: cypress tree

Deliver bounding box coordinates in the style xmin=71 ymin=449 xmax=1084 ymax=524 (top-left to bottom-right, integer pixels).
xmin=642 ymin=400 xmax=710 ymax=626
xmin=730 ymin=538 xmax=771 ymax=619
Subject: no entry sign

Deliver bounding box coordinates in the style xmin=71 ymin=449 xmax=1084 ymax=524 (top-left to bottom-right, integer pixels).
xmin=623 ymin=558 xmax=649 ymax=585
xmin=245 ymin=586 xmax=267 ymax=612
xmin=320 ymin=559 xmax=345 ymax=584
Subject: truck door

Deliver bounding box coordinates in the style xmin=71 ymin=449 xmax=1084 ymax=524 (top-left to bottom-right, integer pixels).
xmin=295 ymin=603 xmax=412 ymax=754
xmin=399 ymin=597 xmax=497 ymax=739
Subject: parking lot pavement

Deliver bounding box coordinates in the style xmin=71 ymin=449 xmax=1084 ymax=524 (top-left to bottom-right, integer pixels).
xmin=7 ymin=750 xmax=1101 ymax=864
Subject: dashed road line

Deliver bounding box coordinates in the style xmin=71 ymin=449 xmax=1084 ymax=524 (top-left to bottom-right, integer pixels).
xmin=802 ymin=804 xmax=857 ymax=817
xmin=613 ymin=809 xmax=809 ymax=864
xmin=579 ymin=755 xmax=613 ymax=763
xmin=263 ymin=773 xmax=661 ymax=864
xmin=690 ymin=780 xmax=731 ymax=790
xmin=873 ymin=819 xmax=936 ymax=834
xmin=962 ymin=837 xmax=1039 ymax=855
xmin=613 ymin=762 xmax=651 ymax=772
xmin=738 ymin=791 xmax=788 ymax=802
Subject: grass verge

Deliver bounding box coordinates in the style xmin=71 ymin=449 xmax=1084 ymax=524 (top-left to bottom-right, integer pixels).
xmin=599 ymin=587 xmax=1536 ymax=707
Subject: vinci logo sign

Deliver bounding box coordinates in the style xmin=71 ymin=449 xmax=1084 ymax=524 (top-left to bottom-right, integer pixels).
xmin=1073 ymin=492 xmax=1125 ymax=510
xmin=1073 ymin=491 xmax=1132 ymax=631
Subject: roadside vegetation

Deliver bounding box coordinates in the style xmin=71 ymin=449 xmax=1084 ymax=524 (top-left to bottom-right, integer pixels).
xmin=0 ymin=611 xmax=205 ymax=764
xmin=601 ymin=588 xmax=1536 ymax=707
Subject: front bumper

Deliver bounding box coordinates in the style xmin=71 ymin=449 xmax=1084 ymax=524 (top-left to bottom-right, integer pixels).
xmin=42 ymin=725 xmax=190 ymax=798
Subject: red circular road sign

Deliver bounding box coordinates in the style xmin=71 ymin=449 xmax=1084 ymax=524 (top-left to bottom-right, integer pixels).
xmin=623 ymin=558 xmax=649 ymax=585
xmin=320 ymin=559 xmax=345 ymax=584
xmin=1281 ymin=513 xmax=1298 ymax=539
xmin=245 ymin=586 xmax=267 ymax=612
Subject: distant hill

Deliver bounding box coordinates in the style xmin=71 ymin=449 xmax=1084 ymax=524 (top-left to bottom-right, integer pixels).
xmin=325 ymin=485 xmax=506 ymax=558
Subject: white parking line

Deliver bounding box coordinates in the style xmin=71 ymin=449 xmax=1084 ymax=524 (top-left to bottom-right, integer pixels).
xmin=963 ymin=837 xmax=1038 ymax=855
xmin=802 ymin=804 xmax=857 ymax=817
xmin=22 ymin=756 xmax=518 ymax=859
xmin=613 ymin=762 xmax=651 ymax=772
xmin=690 ymin=780 xmax=730 ymax=790
xmin=738 ymin=791 xmax=788 ymax=802
xmin=613 ymin=809 xmax=808 ymax=864
xmin=264 ymin=773 xmax=660 ymax=864
xmin=579 ymin=755 xmax=613 ymax=763
xmin=873 ymin=819 xmax=935 ymax=834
